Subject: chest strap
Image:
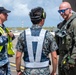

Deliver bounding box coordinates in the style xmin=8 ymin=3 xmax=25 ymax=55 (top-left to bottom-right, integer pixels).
xmin=0 ymin=27 xmax=15 ymax=55
xmin=25 ymin=28 xmax=49 ymax=68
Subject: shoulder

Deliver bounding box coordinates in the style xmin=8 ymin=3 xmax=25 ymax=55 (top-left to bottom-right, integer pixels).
xmin=45 ymin=30 xmax=55 ymax=41
xmin=71 ymin=18 xmax=76 ymax=26
xmin=70 ymin=13 xmax=76 ymax=27
xmin=18 ymin=30 xmax=25 ymax=41
xmin=69 ymin=17 xmax=76 ymax=29
xmin=57 ymin=20 xmax=66 ymax=29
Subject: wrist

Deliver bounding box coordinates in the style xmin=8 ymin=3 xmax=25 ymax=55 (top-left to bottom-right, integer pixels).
xmin=16 ymin=69 xmax=21 ymax=72
xmin=51 ymin=71 xmax=56 ymax=75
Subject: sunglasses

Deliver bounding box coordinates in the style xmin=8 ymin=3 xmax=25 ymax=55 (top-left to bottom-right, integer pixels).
xmin=0 ymin=13 xmax=7 ymax=15
xmin=58 ymin=8 xmax=69 ymax=13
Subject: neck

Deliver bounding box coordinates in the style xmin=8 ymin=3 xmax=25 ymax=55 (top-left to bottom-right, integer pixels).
xmin=38 ymin=19 xmax=44 ymax=26
xmin=0 ymin=20 xmax=4 ymax=25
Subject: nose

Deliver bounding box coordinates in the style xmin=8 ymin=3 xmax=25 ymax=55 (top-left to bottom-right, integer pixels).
xmin=4 ymin=13 xmax=8 ymax=16
xmin=6 ymin=13 xmax=8 ymax=16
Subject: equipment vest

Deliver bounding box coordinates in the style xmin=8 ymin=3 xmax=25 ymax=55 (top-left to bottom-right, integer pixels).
xmin=55 ymin=13 xmax=76 ymax=53
xmin=24 ymin=28 xmax=49 ymax=68
xmin=0 ymin=27 xmax=15 ymax=55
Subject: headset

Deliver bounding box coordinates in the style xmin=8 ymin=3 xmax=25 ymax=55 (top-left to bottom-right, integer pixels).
xmin=41 ymin=10 xmax=46 ymax=19
xmin=29 ymin=7 xmax=46 ymax=20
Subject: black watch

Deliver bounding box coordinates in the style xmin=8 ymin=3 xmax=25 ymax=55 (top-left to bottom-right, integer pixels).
xmin=16 ymin=70 xmax=21 ymax=72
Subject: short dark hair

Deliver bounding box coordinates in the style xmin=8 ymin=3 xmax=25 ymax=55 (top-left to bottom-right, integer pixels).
xmin=29 ymin=7 xmax=46 ymax=24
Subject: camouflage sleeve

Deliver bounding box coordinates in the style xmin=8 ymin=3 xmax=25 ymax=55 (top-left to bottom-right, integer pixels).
xmin=71 ymin=18 xmax=76 ymax=59
xmin=46 ymin=31 xmax=58 ymax=52
xmin=72 ymin=18 xmax=76 ymax=47
xmin=16 ymin=31 xmax=25 ymax=52
xmin=0 ymin=36 xmax=8 ymax=46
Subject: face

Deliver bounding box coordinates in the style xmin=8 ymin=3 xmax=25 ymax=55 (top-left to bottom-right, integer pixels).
xmin=58 ymin=5 xmax=71 ymax=20
xmin=0 ymin=13 xmax=8 ymax=22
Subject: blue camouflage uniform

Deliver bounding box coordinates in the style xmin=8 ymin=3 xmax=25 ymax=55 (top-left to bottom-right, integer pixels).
xmin=16 ymin=25 xmax=58 ymax=75
xmin=0 ymin=24 xmax=15 ymax=75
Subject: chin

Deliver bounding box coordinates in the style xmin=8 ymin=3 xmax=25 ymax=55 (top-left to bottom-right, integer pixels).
xmin=62 ymin=16 xmax=67 ymax=20
xmin=6 ymin=19 xmax=7 ymax=21
xmin=4 ymin=19 xmax=7 ymax=21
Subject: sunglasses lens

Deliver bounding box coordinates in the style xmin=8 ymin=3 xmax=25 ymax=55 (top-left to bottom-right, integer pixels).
xmin=58 ymin=10 xmax=60 ymax=13
xmin=58 ymin=8 xmax=68 ymax=13
xmin=58 ymin=10 xmax=65 ymax=13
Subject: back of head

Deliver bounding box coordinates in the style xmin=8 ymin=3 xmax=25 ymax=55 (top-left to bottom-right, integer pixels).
xmin=29 ymin=7 xmax=46 ymax=24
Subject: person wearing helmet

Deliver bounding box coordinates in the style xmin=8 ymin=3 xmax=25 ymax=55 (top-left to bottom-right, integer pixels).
xmin=16 ymin=7 xmax=58 ymax=75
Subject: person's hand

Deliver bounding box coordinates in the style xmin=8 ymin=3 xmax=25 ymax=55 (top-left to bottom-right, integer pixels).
xmin=17 ymin=71 xmax=23 ymax=75
xmin=50 ymin=71 xmax=56 ymax=75
xmin=8 ymin=32 xmax=14 ymax=37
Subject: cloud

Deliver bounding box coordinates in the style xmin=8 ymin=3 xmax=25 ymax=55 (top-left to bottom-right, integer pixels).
xmin=0 ymin=0 xmax=12 ymax=7
xmin=0 ymin=0 xmax=62 ymax=17
xmin=11 ymin=3 xmax=30 ymax=17
xmin=0 ymin=0 xmax=62 ymax=27
xmin=0 ymin=0 xmax=30 ymax=17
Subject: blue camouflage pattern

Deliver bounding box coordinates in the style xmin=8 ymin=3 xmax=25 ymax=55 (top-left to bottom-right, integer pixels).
xmin=23 ymin=66 xmax=50 ymax=75
xmin=0 ymin=25 xmax=15 ymax=75
xmin=16 ymin=25 xmax=58 ymax=75
xmin=0 ymin=62 xmax=11 ymax=75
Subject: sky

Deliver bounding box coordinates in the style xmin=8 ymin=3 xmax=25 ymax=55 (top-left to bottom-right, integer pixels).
xmin=0 ymin=0 xmax=63 ymax=27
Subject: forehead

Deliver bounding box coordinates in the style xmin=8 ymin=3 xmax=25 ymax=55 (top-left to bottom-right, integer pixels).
xmin=59 ymin=3 xmax=69 ymax=10
xmin=0 ymin=13 xmax=7 ymax=16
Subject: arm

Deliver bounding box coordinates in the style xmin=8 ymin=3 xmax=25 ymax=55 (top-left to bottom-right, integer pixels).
xmin=16 ymin=51 xmax=22 ymax=75
xmin=49 ymin=31 xmax=58 ymax=75
xmin=15 ymin=31 xmax=25 ymax=75
xmin=46 ymin=31 xmax=58 ymax=75
xmin=51 ymin=51 xmax=57 ymax=75
xmin=5 ymin=28 xmax=15 ymax=40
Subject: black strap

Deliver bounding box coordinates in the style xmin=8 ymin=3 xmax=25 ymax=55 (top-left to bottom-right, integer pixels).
xmin=23 ymin=30 xmax=26 ymax=50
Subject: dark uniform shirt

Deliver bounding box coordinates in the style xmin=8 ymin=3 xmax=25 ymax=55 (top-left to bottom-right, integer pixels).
xmin=16 ymin=25 xmax=58 ymax=56
xmin=56 ymin=13 xmax=76 ymax=75
xmin=16 ymin=25 xmax=58 ymax=75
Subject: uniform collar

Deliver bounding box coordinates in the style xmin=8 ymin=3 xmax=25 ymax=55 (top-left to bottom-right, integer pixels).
xmin=0 ymin=24 xmax=3 ymax=27
xmin=0 ymin=24 xmax=5 ymax=29
xmin=31 ymin=24 xmax=42 ymax=29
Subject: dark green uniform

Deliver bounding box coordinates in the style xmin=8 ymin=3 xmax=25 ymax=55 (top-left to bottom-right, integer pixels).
xmin=55 ymin=13 xmax=76 ymax=75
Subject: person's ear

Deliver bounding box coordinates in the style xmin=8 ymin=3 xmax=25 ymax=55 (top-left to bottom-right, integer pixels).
xmin=0 ymin=14 xmax=1 ymax=18
xmin=69 ymin=8 xmax=72 ymax=13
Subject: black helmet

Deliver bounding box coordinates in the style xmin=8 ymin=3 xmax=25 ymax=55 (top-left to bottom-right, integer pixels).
xmin=29 ymin=7 xmax=46 ymax=21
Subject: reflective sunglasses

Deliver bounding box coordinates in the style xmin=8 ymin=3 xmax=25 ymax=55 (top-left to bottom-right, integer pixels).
xmin=3 ymin=13 xmax=7 ymax=15
xmin=58 ymin=8 xmax=69 ymax=13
